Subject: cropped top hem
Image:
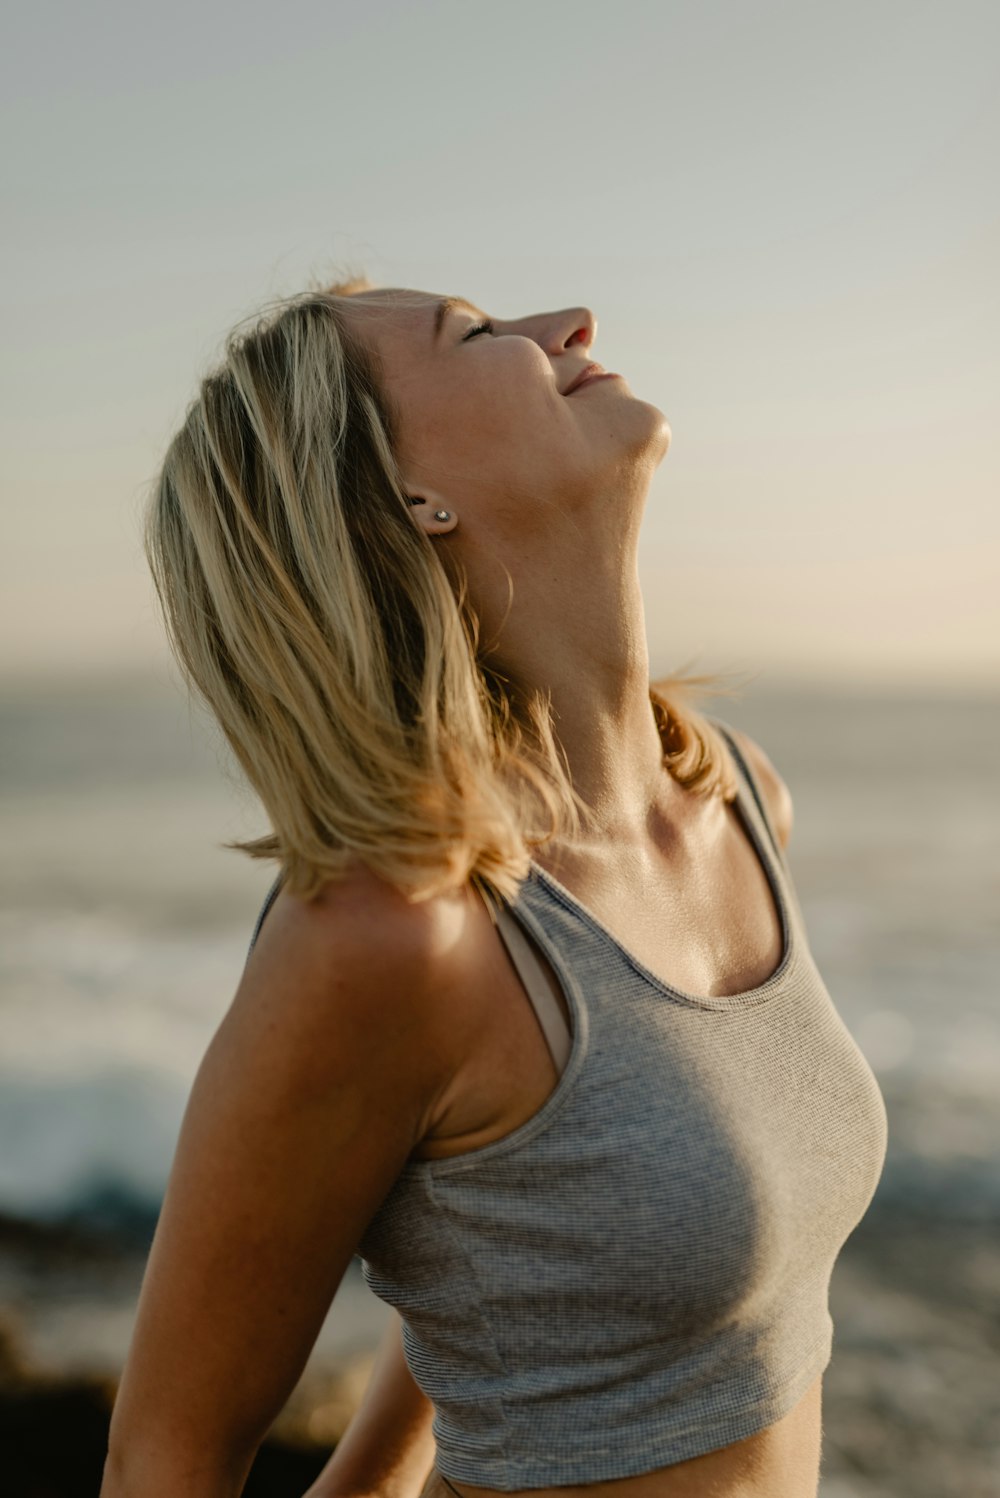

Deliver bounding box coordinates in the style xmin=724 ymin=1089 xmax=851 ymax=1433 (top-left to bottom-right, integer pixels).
xmin=433 ymin=1318 xmax=833 ymax=1489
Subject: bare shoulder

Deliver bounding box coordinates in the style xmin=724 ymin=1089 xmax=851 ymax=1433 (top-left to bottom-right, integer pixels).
xmin=237 ymin=859 xmax=474 ymax=1099
xmin=105 ymin=862 xmax=478 ymax=1478
xmin=725 ymin=727 xmax=794 ymax=850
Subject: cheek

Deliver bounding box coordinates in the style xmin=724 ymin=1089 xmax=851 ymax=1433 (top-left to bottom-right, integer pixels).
xmin=419 ymin=374 xmax=528 ymax=457
xmin=405 ymin=353 xmax=571 ymax=484
xmin=474 ymin=356 xmax=564 ymax=453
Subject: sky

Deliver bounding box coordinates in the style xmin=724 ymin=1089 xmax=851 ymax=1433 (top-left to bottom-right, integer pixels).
xmin=2 ymin=0 xmax=997 ymax=690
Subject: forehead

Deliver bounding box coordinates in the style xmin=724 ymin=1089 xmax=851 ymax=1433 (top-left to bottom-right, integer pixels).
xmin=337 ymin=287 xmax=483 ymax=355
xmin=339 ymin=287 xmax=433 ymax=339
xmin=335 ymin=289 xmax=428 ymax=367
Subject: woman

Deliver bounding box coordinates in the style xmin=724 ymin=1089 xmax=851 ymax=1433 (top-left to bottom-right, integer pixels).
xmin=101 ymin=276 xmax=888 ymax=1498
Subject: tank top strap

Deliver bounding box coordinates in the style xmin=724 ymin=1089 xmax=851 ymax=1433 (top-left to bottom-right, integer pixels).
xmin=478 ymin=881 xmax=573 ymax=1075
xmin=245 ymin=871 xmax=285 ymax=966
xmin=708 ymin=717 xmax=788 ymax=871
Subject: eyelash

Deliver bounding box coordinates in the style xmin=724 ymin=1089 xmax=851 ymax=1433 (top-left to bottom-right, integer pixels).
xmin=462 ymin=319 xmax=495 ymax=341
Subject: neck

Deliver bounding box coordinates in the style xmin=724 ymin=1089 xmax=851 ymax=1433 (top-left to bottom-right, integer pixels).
xmin=483 ymin=557 xmax=678 ymax=850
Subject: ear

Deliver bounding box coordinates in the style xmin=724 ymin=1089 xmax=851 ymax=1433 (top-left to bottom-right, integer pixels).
xmin=405 ymin=496 xmax=458 ymax=537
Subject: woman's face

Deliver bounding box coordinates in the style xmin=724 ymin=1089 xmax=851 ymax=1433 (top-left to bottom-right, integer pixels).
xmin=337 ymin=287 xmax=671 ymax=545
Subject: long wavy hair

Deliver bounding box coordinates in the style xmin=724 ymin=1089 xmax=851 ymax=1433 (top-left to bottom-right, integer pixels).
xmin=144 ymin=270 xmax=747 ymax=906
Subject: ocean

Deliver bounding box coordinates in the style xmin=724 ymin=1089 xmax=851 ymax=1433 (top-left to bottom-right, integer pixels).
xmin=1 ymin=670 xmax=998 ymax=1494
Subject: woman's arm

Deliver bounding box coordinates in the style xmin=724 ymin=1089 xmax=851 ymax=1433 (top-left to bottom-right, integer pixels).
xmin=100 ymin=871 xmax=459 ymax=1497
xmin=303 ymin=1309 xmax=436 ymax=1498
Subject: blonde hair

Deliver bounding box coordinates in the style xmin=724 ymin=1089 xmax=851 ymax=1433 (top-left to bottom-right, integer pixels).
xmin=144 ymin=270 xmax=747 ymax=907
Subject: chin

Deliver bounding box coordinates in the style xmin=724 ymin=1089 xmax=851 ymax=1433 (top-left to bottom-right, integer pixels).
xmin=636 ymin=400 xmax=672 ymax=457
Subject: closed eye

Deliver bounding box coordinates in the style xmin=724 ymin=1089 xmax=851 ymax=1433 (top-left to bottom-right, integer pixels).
xmin=461 ymin=319 xmax=495 ymax=341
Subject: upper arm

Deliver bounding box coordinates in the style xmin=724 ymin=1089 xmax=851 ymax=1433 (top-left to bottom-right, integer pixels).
xmin=728 ymin=728 xmax=794 ymax=850
xmin=106 ymin=873 xmax=455 ymax=1485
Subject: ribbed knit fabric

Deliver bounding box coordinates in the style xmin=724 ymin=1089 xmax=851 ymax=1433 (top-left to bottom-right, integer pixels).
xmin=245 ymin=718 xmax=889 ymax=1487
xmin=244 ymin=719 xmax=892 ymax=1480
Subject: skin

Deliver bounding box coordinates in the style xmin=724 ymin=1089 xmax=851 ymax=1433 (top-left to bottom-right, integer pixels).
xmin=336 ymin=287 xmax=676 ymax=849
xmin=101 ymin=288 xmax=812 ymax=1498
xmin=325 ymin=291 xmax=818 ymax=1497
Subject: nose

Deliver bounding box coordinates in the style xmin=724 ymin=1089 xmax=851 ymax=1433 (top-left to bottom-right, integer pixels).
xmin=499 ymin=305 xmax=598 ymax=361
xmin=563 ymin=308 xmax=596 ymax=350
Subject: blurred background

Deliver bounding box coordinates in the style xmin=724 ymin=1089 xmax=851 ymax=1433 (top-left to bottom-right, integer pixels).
xmin=1 ymin=2 xmax=998 ymax=1495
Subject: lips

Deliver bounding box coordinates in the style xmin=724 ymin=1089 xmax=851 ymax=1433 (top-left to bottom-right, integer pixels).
xmin=563 ymin=362 xmax=607 ymax=396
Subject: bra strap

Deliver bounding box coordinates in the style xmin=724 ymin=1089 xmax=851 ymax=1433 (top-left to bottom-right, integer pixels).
xmin=479 ymin=883 xmax=573 ymax=1074
xmin=495 ymin=906 xmax=573 ymax=1074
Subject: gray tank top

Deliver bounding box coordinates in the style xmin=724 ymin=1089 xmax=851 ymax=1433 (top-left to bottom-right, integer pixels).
xmin=245 ymin=719 xmax=888 ymax=1487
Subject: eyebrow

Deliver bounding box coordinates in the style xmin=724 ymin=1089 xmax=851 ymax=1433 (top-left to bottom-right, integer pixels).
xmin=433 ymin=296 xmax=486 ymax=342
